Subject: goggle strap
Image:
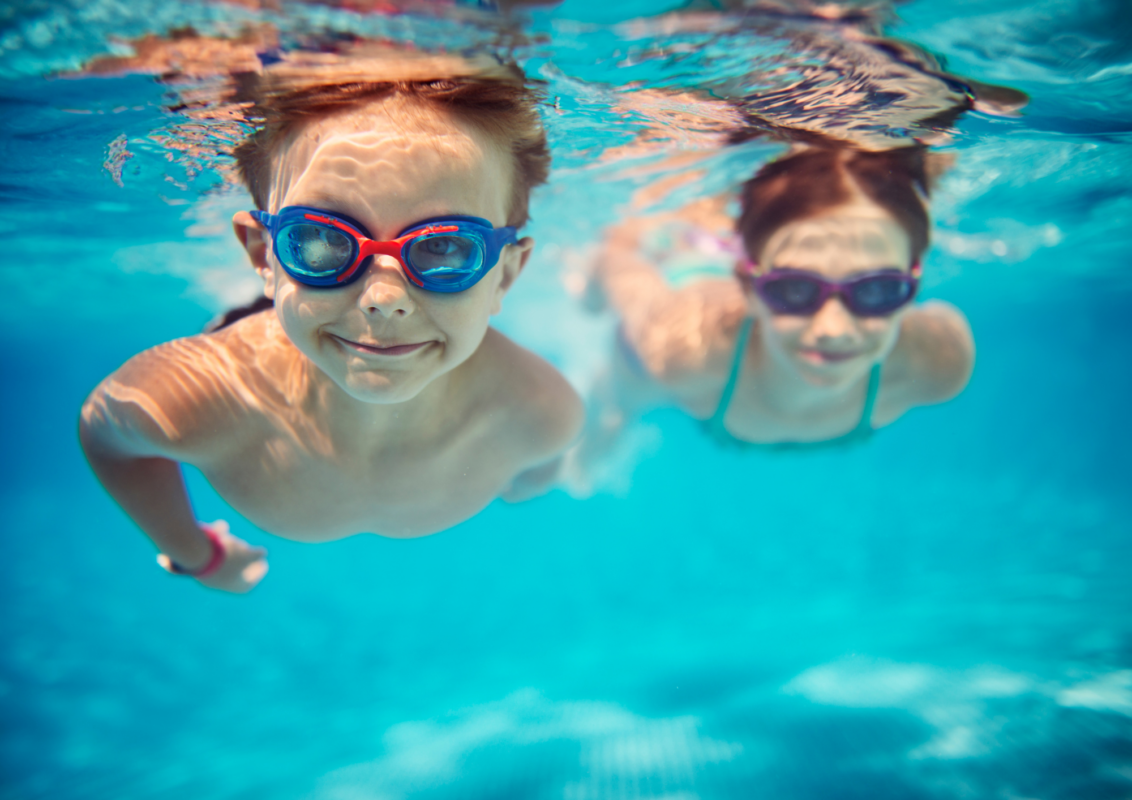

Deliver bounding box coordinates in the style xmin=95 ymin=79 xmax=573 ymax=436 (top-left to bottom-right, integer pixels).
xmin=357 ymin=240 xmax=408 ymax=261
xmin=302 ymin=212 xmax=366 ymax=239
xmin=339 ymin=240 xmax=410 ymax=284
xmin=335 ymin=260 xmax=364 ymax=284
xmin=403 ymin=224 xmax=460 ymax=240
xmin=494 ymin=226 xmax=519 ymax=247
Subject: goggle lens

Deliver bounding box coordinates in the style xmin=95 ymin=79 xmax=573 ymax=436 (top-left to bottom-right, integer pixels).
xmin=848 ymin=276 xmax=914 ymax=314
xmin=407 ymin=233 xmax=484 ymax=284
xmin=278 ymin=223 xmax=355 ymax=277
xmin=761 ymin=277 xmax=822 ymax=312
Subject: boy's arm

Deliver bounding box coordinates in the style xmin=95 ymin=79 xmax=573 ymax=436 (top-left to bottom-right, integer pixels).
xmin=501 ymin=457 xmax=566 ymax=503
xmin=79 ymin=348 xmax=267 ymax=593
xmin=488 ymin=333 xmax=585 ymax=503
xmin=500 ymin=390 xmax=584 ymax=502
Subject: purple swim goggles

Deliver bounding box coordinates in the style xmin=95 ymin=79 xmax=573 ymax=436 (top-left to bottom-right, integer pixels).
xmin=747 ymin=262 xmax=921 ymax=317
xmin=250 ymin=205 xmax=518 ymax=293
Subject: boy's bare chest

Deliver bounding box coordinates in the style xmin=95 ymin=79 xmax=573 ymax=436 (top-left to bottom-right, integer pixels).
xmin=200 ymin=428 xmax=512 ymax=541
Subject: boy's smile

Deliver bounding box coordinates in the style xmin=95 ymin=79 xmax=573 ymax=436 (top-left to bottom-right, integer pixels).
xmin=235 ymin=97 xmax=533 ymax=405
xmin=331 ymin=334 xmax=432 ymax=358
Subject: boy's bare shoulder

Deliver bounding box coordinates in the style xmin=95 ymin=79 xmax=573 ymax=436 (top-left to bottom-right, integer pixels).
xmin=474 ymin=328 xmax=584 ymax=463
xmin=84 ymin=311 xmax=294 ymax=456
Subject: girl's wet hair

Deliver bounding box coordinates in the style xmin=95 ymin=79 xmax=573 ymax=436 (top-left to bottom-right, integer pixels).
xmin=232 ymin=68 xmax=550 ymax=228
xmin=737 ymin=147 xmax=936 ymax=263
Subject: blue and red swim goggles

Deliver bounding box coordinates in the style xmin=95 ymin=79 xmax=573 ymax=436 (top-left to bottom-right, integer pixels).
xmin=250 ymin=206 xmax=518 ymax=293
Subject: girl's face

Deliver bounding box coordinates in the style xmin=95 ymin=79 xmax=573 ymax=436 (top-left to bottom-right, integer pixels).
xmin=748 ymin=196 xmax=915 ymax=387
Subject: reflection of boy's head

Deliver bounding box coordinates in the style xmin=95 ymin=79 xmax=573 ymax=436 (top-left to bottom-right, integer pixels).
xmin=233 ymin=52 xmax=549 ymax=227
xmin=737 ymin=147 xmax=937 ymax=264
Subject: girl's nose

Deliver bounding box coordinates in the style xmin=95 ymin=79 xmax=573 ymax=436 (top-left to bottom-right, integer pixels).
xmin=807 ymin=295 xmax=858 ymax=342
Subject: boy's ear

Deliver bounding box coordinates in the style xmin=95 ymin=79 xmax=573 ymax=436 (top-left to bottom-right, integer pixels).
xmin=491 ymin=236 xmax=534 ymax=315
xmin=232 ymin=211 xmax=276 ymax=300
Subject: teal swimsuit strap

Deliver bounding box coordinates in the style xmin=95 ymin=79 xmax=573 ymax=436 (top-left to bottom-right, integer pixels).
xmin=707 ymin=316 xmax=883 ymax=442
xmin=706 ymin=315 xmax=755 ymax=438
xmin=855 ymin=362 xmax=883 ymax=434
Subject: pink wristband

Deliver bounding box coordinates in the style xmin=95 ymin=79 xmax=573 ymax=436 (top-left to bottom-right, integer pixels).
xmin=159 ymin=524 xmax=226 ymax=578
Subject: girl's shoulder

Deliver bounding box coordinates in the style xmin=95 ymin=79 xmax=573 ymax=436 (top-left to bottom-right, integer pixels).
xmin=884 ymin=300 xmax=975 ymax=407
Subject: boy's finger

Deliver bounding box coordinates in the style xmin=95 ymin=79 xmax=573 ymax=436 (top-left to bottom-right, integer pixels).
xmin=241 ymin=560 xmax=269 ymax=584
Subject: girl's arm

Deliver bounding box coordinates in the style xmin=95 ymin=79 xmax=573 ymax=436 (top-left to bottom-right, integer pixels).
xmin=596 ymin=214 xmax=747 ymax=385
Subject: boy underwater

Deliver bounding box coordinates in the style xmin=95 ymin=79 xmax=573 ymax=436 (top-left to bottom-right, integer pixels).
xmin=80 ymin=49 xmax=583 ymax=593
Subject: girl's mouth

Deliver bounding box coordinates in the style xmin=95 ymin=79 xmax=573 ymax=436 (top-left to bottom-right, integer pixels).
xmin=798 ymin=347 xmax=860 ymax=364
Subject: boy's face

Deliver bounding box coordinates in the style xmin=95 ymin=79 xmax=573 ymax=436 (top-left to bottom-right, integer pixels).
xmin=234 ymin=100 xmax=533 ymax=405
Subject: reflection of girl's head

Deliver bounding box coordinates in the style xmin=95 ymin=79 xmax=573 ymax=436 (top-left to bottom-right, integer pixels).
xmin=737 ymin=146 xmax=932 ymax=264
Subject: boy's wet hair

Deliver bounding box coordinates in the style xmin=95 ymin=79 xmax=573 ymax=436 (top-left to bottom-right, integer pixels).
xmin=737 ymin=146 xmax=938 ymax=262
xmin=232 ymin=61 xmax=550 ymax=228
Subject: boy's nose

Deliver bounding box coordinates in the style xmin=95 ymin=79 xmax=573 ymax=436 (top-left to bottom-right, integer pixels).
xmin=357 ymin=258 xmax=416 ymax=318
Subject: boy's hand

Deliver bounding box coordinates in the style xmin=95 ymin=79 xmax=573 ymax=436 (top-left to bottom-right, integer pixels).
xmin=194 ymin=520 xmax=269 ymax=594
xmin=502 ymin=458 xmax=565 ymax=503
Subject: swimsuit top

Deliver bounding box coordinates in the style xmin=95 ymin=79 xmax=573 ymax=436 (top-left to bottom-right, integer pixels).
xmin=705 ymin=315 xmax=882 ymax=450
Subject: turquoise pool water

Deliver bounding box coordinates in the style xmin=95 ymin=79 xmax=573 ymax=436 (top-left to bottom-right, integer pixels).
xmin=2 ymin=1 xmax=1131 ymax=798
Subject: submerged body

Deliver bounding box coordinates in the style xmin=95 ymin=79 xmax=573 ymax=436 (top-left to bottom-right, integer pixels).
xmin=608 ymin=272 xmax=971 ymax=444
xmin=573 ymin=149 xmax=973 ymax=484
xmin=83 ymin=310 xmax=577 ymax=541
xmin=80 ymin=62 xmax=582 ymax=592
xmin=601 ymin=213 xmax=971 ymax=444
